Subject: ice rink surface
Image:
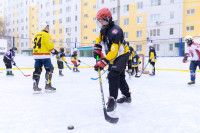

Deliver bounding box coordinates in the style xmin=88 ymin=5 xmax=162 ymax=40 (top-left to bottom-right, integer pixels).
xmin=1 ymin=64 xmax=200 ymax=133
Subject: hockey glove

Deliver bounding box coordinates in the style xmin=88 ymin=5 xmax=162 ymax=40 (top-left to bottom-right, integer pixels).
xmin=51 ymin=49 xmax=59 ymax=55
xmin=139 ymin=61 xmax=141 ymax=64
xmin=183 ymin=56 xmax=188 ymax=63
xmin=12 ymin=61 xmax=16 ymax=66
xmin=148 ymin=59 xmax=151 ymax=63
xmin=78 ymin=60 xmax=81 ymax=63
xmin=93 ymin=44 xmax=102 ymax=59
xmin=94 ymin=58 xmax=109 ymax=71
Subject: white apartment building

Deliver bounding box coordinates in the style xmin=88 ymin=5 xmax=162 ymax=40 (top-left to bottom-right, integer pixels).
xmin=4 ymin=0 xmax=38 ymax=53
xmin=144 ymin=0 xmax=183 ymax=56
xmin=38 ymin=0 xmax=81 ymax=50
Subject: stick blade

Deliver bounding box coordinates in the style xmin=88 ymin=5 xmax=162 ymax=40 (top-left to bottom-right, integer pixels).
xmin=104 ymin=109 xmax=119 ymax=124
xmin=91 ymin=77 xmax=98 ymax=80
xmin=24 ymin=74 xmax=31 ymax=77
xmin=135 ymin=75 xmax=140 ymax=78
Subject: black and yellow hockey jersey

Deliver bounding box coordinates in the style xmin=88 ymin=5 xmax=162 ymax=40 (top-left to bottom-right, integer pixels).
xmin=96 ymin=24 xmax=129 ymax=63
xmin=132 ymin=55 xmax=141 ymax=67
xmin=56 ymin=52 xmax=66 ymax=62
xmin=33 ymin=30 xmax=54 ymax=59
xmin=71 ymin=52 xmax=79 ymax=61
xmin=149 ymin=47 xmax=157 ymax=62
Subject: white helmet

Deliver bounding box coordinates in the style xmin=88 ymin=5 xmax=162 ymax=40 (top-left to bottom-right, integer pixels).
xmin=74 ymin=48 xmax=78 ymax=51
xmin=148 ymin=43 xmax=154 ymax=47
xmin=184 ymin=35 xmax=193 ymax=41
xmin=40 ymin=22 xmax=48 ymax=31
xmin=185 ymin=35 xmax=193 ymax=45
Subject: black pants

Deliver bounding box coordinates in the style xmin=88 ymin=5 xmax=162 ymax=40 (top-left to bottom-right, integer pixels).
xmin=3 ymin=56 xmax=12 ymax=69
xmin=150 ymin=62 xmax=155 ymax=74
xmin=57 ymin=60 xmax=64 ymax=69
xmin=132 ymin=67 xmax=138 ymax=74
xmin=108 ymin=53 xmax=130 ymax=99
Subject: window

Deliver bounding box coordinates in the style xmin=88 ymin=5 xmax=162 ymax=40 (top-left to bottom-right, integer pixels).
xmin=75 ymin=15 xmax=77 ymax=21
xmin=110 ymin=7 xmax=116 ymax=14
xmin=151 ymin=0 xmax=161 ymax=6
xmin=84 ymin=14 xmax=88 ymax=18
xmin=169 ymin=44 xmax=173 ymax=51
xmin=124 ymin=32 xmax=128 ymax=39
xmin=150 ymin=29 xmax=160 ymax=36
xmin=170 ymin=11 xmax=174 ymax=19
xmin=169 ymin=28 xmax=174 ymax=35
xmin=187 ymin=9 xmax=195 ymax=15
xmin=75 ymin=5 xmax=77 ymax=11
xmin=46 ymin=12 xmax=50 ymax=16
xmin=75 ymin=37 xmax=77 ymax=42
xmin=66 ymin=17 xmax=71 ymax=23
xmin=186 ymin=26 xmax=194 ymax=31
xmin=84 ymin=2 xmax=88 ymax=6
xmin=53 ymin=29 xmax=55 ymax=34
xmin=59 ymin=0 xmax=62 ymax=4
xmin=124 ymin=18 xmax=129 ymax=25
xmin=154 ymin=44 xmax=160 ymax=51
xmin=66 ymin=6 xmax=71 ymax=12
xmin=53 ymin=20 xmax=55 ymax=25
xmin=66 ymin=27 xmax=71 ymax=33
xmin=170 ymin=0 xmax=174 ymax=3
xmin=84 ymin=36 xmax=87 ymax=40
xmin=101 ymin=0 xmax=104 ymax=4
xmin=137 ymin=16 xmax=143 ymax=24
xmin=84 ymin=25 xmax=88 ymax=29
xmin=59 ymin=39 xmax=62 ymax=46
xmin=60 ymin=9 xmax=62 ymax=14
xmin=93 ymin=29 xmax=96 ymax=32
xmin=93 ymin=5 xmax=96 ymax=9
xmin=124 ymin=5 xmax=129 ymax=13
xmin=75 ymin=26 xmax=77 ymax=32
xmin=136 ymin=45 xmax=142 ymax=52
xmin=93 ymin=17 xmax=96 ymax=21
xmin=59 ymin=18 xmax=62 ymax=24
xmin=136 ymin=31 xmax=142 ymax=38
xmin=150 ymin=14 xmax=160 ymax=22
xmin=137 ymin=2 xmax=143 ymax=9
xmin=59 ymin=29 xmax=62 ymax=34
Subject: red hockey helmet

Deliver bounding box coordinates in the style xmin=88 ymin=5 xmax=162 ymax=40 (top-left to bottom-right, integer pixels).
xmin=96 ymin=8 xmax=112 ymax=21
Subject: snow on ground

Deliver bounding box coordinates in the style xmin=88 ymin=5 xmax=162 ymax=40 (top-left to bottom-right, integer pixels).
xmin=0 ymin=55 xmax=200 ymax=133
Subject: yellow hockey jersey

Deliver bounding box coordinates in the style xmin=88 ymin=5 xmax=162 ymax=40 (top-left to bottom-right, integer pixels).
xmin=33 ymin=30 xmax=54 ymax=59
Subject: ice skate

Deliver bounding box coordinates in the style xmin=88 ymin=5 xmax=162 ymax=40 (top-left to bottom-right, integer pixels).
xmin=149 ymin=72 xmax=155 ymax=76
xmin=33 ymin=82 xmax=42 ymax=94
xmin=59 ymin=71 xmax=64 ymax=76
xmin=106 ymin=97 xmax=117 ymax=112
xmin=188 ymin=81 xmax=195 ymax=85
xmin=117 ymin=95 xmax=131 ymax=103
xmin=45 ymin=83 xmax=56 ymax=92
xmin=135 ymin=73 xmax=138 ymax=77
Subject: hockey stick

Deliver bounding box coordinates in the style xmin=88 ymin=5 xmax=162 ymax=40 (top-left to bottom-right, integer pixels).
xmin=91 ymin=69 xmax=108 ymax=80
xmin=96 ymin=56 xmax=119 ymax=124
xmin=81 ymin=61 xmax=93 ymax=67
xmin=15 ymin=65 xmax=31 ymax=77
xmin=135 ymin=62 xmax=149 ymax=78
xmin=65 ymin=63 xmax=71 ymax=70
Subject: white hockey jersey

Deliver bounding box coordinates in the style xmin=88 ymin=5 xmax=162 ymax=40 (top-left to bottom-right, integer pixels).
xmin=185 ymin=43 xmax=200 ymax=60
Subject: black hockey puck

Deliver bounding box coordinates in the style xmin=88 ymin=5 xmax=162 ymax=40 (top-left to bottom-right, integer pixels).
xmin=68 ymin=125 xmax=74 ymax=130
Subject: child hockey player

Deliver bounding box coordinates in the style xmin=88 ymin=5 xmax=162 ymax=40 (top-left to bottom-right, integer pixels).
xmin=148 ymin=43 xmax=157 ymax=76
xmin=3 ymin=47 xmax=17 ymax=76
xmin=183 ymin=35 xmax=200 ymax=85
xmin=127 ymin=46 xmax=134 ymax=77
xmin=71 ymin=48 xmax=81 ymax=72
xmin=56 ymin=48 xmax=67 ymax=76
xmin=131 ymin=51 xmax=141 ymax=77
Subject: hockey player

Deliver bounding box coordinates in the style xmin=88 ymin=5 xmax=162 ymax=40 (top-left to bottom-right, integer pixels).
xmin=3 ymin=47 xmax=17 ymax=76
xmin=56 ymin=48 xmax=67 ymax=76
xmin=93 ymin=8 xmax=131 ymax=112
xmin=148 ymin=43 xmax=157 ymax=76
xmin=71 ymin=48 xmax=81 ymax=72
xmin=131 ymin=51 xmax=141 ymax=77
xmin=32 ymin=22 xmax=58 ymax=92
xmin=183 ymin=35 xmax=200 ymax=85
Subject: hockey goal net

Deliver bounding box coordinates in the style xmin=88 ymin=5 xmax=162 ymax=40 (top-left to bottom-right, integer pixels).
xmin=138 ymin=54 xmax=150 ymax=74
